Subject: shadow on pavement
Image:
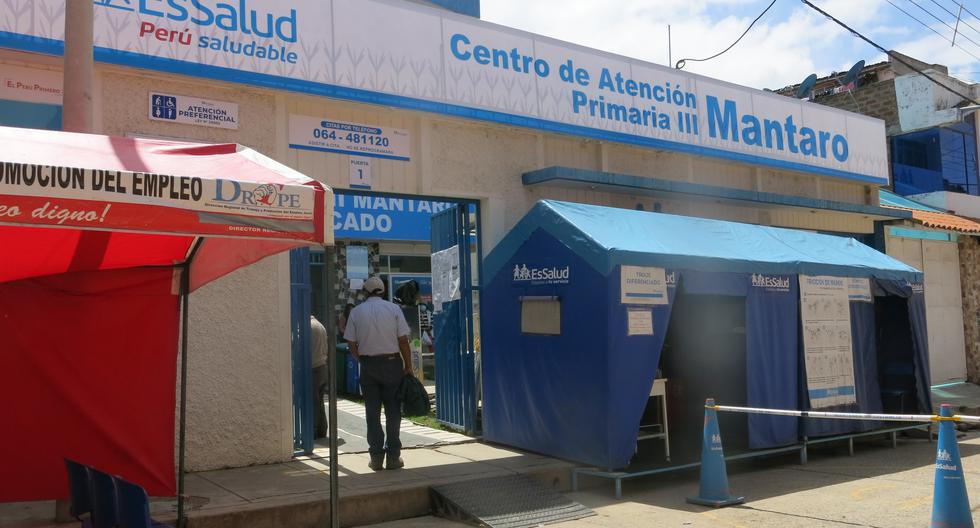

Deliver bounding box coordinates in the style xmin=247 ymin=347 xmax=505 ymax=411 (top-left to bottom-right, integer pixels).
xmin=572 ymin=432 xmax=980 ymax=512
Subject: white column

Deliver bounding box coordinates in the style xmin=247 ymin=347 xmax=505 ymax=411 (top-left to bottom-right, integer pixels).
xmin=62 ymin=0 xmax=94 ymax=133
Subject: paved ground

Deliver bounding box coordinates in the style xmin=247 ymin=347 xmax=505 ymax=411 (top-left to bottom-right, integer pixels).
xmin=319 ymin=399 xmax=469 ymax=455
xmin=1 ymin=440 xmax=569 ymax=528
xmin=1 ymin=398 xmax=473 ymax=528
xmin=368 ymin=430 xmax=980 ymax=528
xmin=9 ymin=385 xmax=980 ymax=527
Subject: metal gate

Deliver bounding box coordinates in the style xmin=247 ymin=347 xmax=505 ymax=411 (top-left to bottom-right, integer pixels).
xmin=289 ymin=247 xmax=314 ymax=454
xmin=431 ymin=205 xmax=479 ymax=433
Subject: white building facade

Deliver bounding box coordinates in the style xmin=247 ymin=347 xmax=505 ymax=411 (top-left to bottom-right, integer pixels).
xmin=0 ymin=0 xmax=904 ymax=470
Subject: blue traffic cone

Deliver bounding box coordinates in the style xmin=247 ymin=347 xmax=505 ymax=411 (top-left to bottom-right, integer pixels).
xmin=687 ymin=398 xmax=744 ymax=507
xmin=931 ymin=404 xmax=973 ymax=528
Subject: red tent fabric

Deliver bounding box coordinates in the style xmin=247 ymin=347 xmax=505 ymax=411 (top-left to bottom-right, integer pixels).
xmin=0 ymin=268 xmax=179 ymax=500
xmin=0 ymin=127 xmax=332 ymax=501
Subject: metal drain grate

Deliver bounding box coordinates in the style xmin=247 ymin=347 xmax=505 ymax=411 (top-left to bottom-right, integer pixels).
xmin=431 ymin=474 xmax=594 ymax=528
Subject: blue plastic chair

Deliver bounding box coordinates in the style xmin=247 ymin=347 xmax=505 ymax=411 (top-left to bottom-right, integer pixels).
xmin=89 ymin=469 xmax=118 ymax=528
xmin=881 ymin=361 xmax=915 ymax=413
xmin=114 ymin=477 xmax=173 ymax=528
xmin=63 ymin=459 xmax=93 ymax=527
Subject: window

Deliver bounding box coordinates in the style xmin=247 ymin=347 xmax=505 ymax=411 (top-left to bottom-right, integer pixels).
xmin=386 ymin=255 xmax=430 ymax=273
xmin=0 ymin=99 xmax=61 ymax=130
xmin=891 ymin=124 xmax=980 ymax=196
xmin=521 ymin=297 xmax=561 ymax=335
xmin=938 ymin=126 xmax=979 ymax=195
xmin=894 ymin=135 xmax=934 ymax=169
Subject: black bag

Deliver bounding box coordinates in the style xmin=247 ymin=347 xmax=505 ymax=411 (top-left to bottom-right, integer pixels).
xmin=398 ymin=374 xmax=430 ymax=417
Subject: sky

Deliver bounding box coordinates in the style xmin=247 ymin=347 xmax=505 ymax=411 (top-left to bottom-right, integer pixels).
xmin=479 ymin=0 xmax=980 ymax=90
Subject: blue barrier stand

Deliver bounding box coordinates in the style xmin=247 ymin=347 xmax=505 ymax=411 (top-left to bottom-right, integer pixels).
xmin=686 ymin=398 xmax=745 ymax=507
xmin=931 ymin=404 xmax=973 ymax=528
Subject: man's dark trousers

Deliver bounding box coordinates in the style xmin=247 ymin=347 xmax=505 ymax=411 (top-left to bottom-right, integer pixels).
xmin=312 ymin=364 xmax=328 ymax=439
xmin=359 ymin=355 xmax=403 ymax=464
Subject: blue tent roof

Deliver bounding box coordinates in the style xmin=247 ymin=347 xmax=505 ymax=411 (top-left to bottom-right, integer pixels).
xmin=486 ymin=200 xmax=923 ymax=282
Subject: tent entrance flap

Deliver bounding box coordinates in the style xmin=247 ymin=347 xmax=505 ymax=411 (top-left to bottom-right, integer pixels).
xmin=660 ymin=294 xmax=748 ymax=466
xmin=876 ymin=296 xmax=918 ymax=414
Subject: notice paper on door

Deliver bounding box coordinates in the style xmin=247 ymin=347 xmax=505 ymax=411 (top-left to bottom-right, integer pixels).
xmin=431 ymin=244 xmax=460 ymax=313
xmin=627 ymin=309 xmax=654 ymax=336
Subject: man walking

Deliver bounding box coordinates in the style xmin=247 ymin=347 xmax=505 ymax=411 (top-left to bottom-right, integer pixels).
xmin=344 ymin=276 xmax=414 ymax=470
xmin=310 ymin=315 xmax=329 ymax=440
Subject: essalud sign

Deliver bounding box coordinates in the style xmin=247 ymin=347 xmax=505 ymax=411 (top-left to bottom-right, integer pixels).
xmin=1 ymin=0 xmax=887 ymax=184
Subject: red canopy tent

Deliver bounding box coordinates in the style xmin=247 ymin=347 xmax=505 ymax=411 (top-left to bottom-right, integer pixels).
xmin=0 ymin=126 xmax=332 ymax=512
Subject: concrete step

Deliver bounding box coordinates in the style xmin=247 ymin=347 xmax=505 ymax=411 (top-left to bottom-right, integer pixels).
xmin=180 ymin=461 xmax=571 ymax=528
xmin=163 ymin=443 xmax=574 ymax=528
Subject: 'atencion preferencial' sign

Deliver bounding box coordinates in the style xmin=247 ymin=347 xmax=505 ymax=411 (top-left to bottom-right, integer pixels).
xmin=148 ymin=92 xmax=238 ymax=130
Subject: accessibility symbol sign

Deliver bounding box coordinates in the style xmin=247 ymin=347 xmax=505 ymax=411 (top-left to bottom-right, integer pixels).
xmin=151 ymin=94 xmax=177 ymax=120
xmin=148 ymin=92 xmax=239 ymax=129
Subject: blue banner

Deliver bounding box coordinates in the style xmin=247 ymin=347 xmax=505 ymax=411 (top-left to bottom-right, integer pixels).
xmin=746 ymin=273 xmax=799 ymax=448
xmin=333 ymin=192 xmax=453 ymax=241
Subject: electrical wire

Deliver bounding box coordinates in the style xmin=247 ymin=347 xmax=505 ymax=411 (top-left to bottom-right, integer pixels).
xmin=675 ymin=0 xmax=777 ymax=69
xmin=907 ymin=0 xmax=980 ymax=50
xmin=886 ymin=0 xmax=956 ymax=41
xmin=928 ymin=0 xmax=980 ymax=40
xmin=887 ymin=0 xmax=980 ymax=61
xmin=908 ymin=0 xmax=980 ymax=61
xmin=957 ymin=2 xmax=980 ymax=31
xmin=800 ymin=0 xmax=980 ymax=105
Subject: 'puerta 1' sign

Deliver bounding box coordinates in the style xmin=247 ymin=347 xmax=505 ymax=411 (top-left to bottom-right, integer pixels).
xmin=2 ymin=0 xmax=886 ymax=184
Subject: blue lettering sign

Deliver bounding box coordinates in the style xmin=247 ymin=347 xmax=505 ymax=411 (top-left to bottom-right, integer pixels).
xmin=332 ymin=191 xmax=453 ymax=241
xmin=128 ymin=0 xmax=297 ymax=42
xmin=705 ymin=96 xmax=849 ymax=162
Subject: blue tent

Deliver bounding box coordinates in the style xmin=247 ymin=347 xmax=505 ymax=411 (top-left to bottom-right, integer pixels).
xmin=482 ymin=200 xmax=930 ymax=470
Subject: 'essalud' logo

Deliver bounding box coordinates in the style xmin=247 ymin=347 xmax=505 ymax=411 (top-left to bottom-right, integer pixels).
xmin=95 ymin=0 xmax=298 ymax=43
xmin=512 ymin=263 xmax=570 ymax=285
xmin=751 ymin=273 xmax=790 ymax=291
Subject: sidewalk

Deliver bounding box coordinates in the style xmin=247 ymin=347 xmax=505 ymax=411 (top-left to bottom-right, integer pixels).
xmin=932 ymin=381 xmax=980 ymax=414
xmin=371 ymin=431 xmax=980 ymax=528
xmin=12 ymin=385 xmax=978 ymax=528
xmin=3 ymin=442 xmax=573 ymax=528
xmin=325 ymin=399 xmax=470 ymax=455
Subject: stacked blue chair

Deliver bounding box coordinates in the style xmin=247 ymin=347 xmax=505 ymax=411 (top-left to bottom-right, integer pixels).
xmin=89 ymin=469 xmax=119 ymax=528
xmin=63 ymin=460 xmax=174 ymax=528
xmin=63 ymin=459 xmax=94 ymax=528
xmin=115 ymin=477 xmax=174 ymax=528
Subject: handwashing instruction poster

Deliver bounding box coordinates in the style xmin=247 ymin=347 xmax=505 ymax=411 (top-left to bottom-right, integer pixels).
xmin=800 ymin=275 xmax=857 ymax=408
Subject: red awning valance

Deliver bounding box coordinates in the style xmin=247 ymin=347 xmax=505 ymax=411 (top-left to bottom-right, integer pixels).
xmin=0 ymin=126 xmax=333 ymax=289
